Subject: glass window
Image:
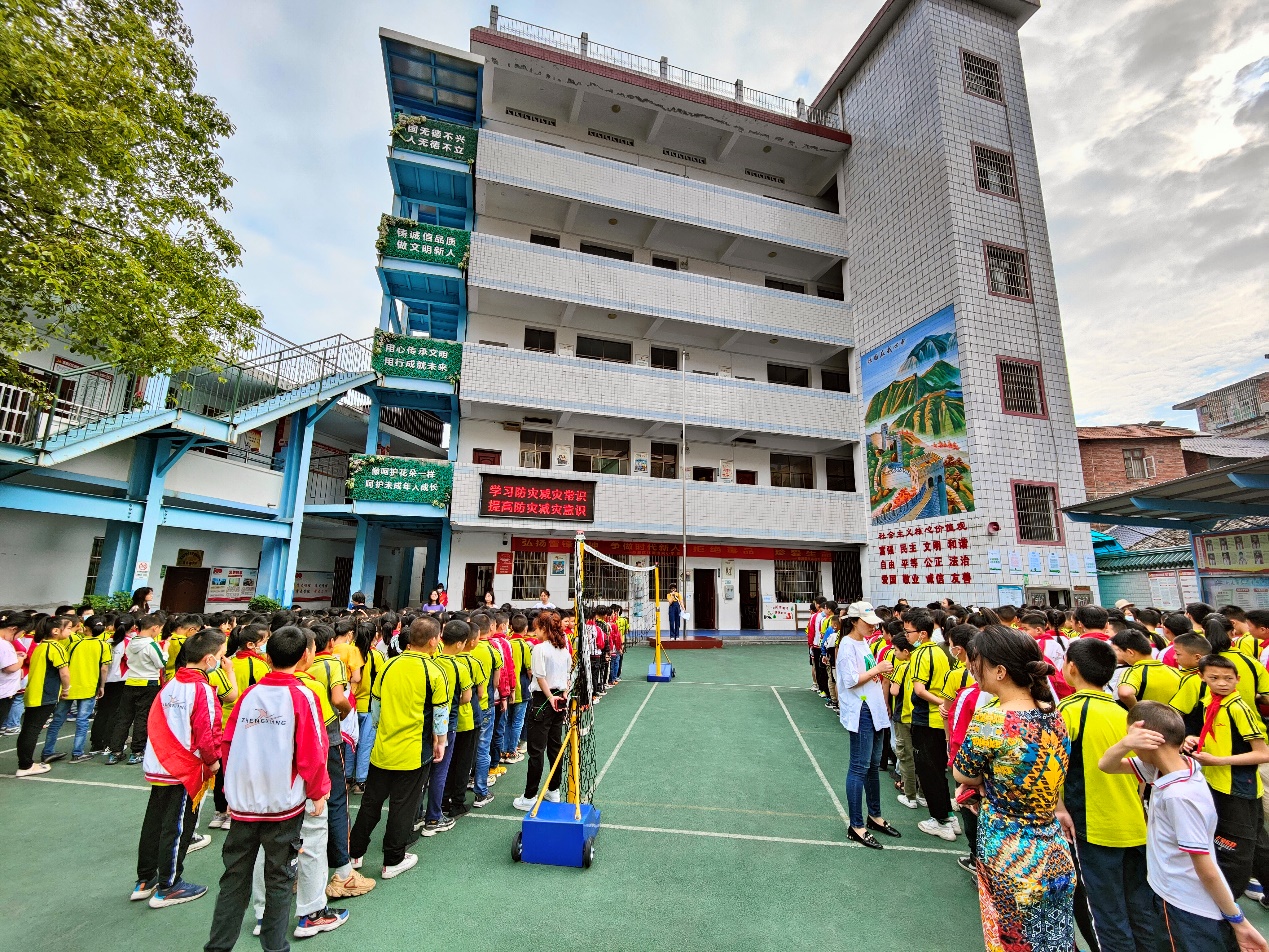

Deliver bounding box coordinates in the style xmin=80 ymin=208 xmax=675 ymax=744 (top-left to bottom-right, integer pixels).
xmin=519 ymin=429 xmax=552 ymax=469
xmin=649 ymin=555 xmax=680 ymax=594
xmin=985 ymin=244 xmax=1032 ymax=300
xmin=576 ymin=336 xmax=632 ymax=364
xmin=826 ymin=456 xmax=855 ymax=492
xmin=530 ymin=232 xmax=560 ymax=247
xmin=767 ymin=363 xmax=810 ymax=388
xmin=511 ymin=552 xmax=548 ymax=600
xmin=579 ymin=242 xmax=634 ymax=262
xmin=998 ymin=358 xmax=1045 ymax=416
xmin=770 ymin=454 xmax=814 ymax=489
xmin=820 ymin=370 xmax=850 ymax=393
xmin=1123 ymin=448 xmax=1154 ymax=480
xmin=775 ymin=560 xmax=821 ymax=602
xmin=765 ymin=277 xmax=805 ymax=294
xmin=974 ymin=145 xmax=1018 ymax=198
xmin=650 ymin=441 xmax=677 ymax=479
xmin=736 ymin=469 xmax=758 ymax=485
xmin=83 ymin=536 xmax=105 ymax=600
xmin=524 ymin=327 xmax=556 ymax=354
xmin=1014 ymin=483 xmax=1061 ymax=542
xmin=816 ymin=286 xmax=845 ymax=301
xmin=692 ymin=466 xmax=716 ymax=482
xmin=651 ymin=256 xmax=679 ymax=270
xmin=573 ymin=436 xmax=630 ymax=475
xmin=650 ymin=347 xmax=679 ymax=371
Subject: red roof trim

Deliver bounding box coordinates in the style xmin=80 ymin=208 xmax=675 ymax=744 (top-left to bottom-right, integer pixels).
xmin=472 ymin=27 xmax=852 ymax=146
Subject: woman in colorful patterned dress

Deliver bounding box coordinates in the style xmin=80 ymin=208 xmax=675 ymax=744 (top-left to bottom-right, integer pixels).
xmin=952 ymin=625 xmax=1075 ymax=952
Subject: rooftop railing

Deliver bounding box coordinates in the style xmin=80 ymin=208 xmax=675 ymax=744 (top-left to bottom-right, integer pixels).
xmin=486 ymin=7 xmax=842 ymax=130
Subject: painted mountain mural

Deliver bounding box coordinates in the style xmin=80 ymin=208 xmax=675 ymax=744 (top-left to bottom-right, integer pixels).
xmin=865 ymin=359 xmax=961 ymax=428
xmin=899 ymin=333 xmax=956 ymax=373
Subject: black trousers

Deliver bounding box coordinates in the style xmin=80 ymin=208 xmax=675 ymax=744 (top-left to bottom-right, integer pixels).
xmin=1211 ymin=790 xmax=1269 ymax=897
xmin=16 ymin=702 xmax=55 ymax=770
xmin=911 ymin=723 xmax=952 ymax=822
xmin=811 ymin=647 xmax=829 ymax=694
xmin=204 ymin=813 xmax=303 ymax=952
xmin=443 ymin=729 xmax=477 ymax=810
xmin=110 ymin=682 xmax=159 ymax=755
xmin=877 ymin=727 xmax=895 ymax=771
xmin=349 ymin=763 xmax=428 ymax=867
xmin=137 ymin=783 xmax=199 ymax=888
xmin=523 ymin=696 xmax=565 ymax=799
xmin=90 ymin=681 xmax=123 ymax=751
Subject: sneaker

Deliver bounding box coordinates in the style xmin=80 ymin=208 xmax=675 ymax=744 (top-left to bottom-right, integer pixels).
xmin=186 ymin=833 xmax=212 ymax=853
xmin=489 ymin=765 xmax=508 ymax=777
xmin=208 ymin=812 xmax=228 ymax=830
xmin=148 ymin=880 xmax=208 ymax=908
xmin=1247 ymin=879 xmax=1265 ymax=902
xmin=326 ymin=870 xmax=375 ymax=898
xmin=472 ymin=792 xmax=495 ymax=808
xmin=104 ymin=752 xmax=120 ymax=765
xmin=512 ymin=796 xmax=535 ymax=812
xmin=503 ymin=752 xmax=525 ymax=764
xmin=420 ymin=815 xmax=456 ymax=836
xmin=126 ymin=753 xmax=142 ymax=765
xmin=486 ymin=773 xmax=498 ymax=787
xmin=89 ymin=748 xmax=106 ymax=756
xmin=70 ymin=753 xmax=93 ymax=763
xmin=295 ymin=907 xmax=348 ymax=938
xmin=381 ymin=853 xmax=418 ymax=880
xmin=42 ymin=752 xmax=66 ymax=764
xmin=517 ymin=743 xmax=527 ymax=754
xmin=957 ymin=855 xmax=977 ymax=875
xmin=544 ymin=789 xmax=561 ymax=803
xmin=350 ymin=856 xmax=363 ymax=870
xmin=349 ymin=783 xmax=365 ymax=795
xmin=253 ymin=920 xmax=262 ymax=937
xmin=221 ymin=817 xmax=231 ymax=830
xmin=916 ymin=795 xmax=928 ymax=807
xmin=896 ymin=794 xmax=921 ymax=810
xmin=1 ymin=726 xmax=19 ymax=736
xmin=130 ymin=880 xmax=156 ymax=901
xmin=15 ymin=763 xmax=52 ymax=777
xmin=949 ymin=815 xmax=963 ymax=835
xmin=918 ymin=818 xmax=958 ymax=842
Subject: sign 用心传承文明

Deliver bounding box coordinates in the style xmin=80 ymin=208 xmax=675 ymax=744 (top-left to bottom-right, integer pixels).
xmin=372 ymin=330 xmax=462 ymax=384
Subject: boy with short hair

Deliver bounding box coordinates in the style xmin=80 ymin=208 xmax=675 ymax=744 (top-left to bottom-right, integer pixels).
xmin=14 ymin=615 xmax=72 ymax=776
xmin=134 ymin=628 xmax=227 ymax=909
xmin=902 ymin=610 xmax=957 ymax=841
xmin=467 ymin=612 xmax=501 ymax=808
xmin=41 ymin=618 xmax=110 ymax=764
xmin=501 ymin=613 xmax=533 ymax=765
xmin=422 ymin=619 xmax=473 ymax=836
xmin=1114 ymin=628 xmax=1182 ymax=708
xmin=107 ymin=613 xmax=167 ymax=765
xmin=1099 ymin=701 xmax=1269 ymax=951
xmin=886 ymin=630 xmax=920 ymax=810
xmin=442 ymin=624 xmax=481 ymax=818
xmin=305 ymin=626 xmax=359 ymax=898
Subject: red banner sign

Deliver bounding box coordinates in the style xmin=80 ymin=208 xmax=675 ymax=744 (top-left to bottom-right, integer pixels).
xmin=495 ymin=552 xmax=514 ymax=574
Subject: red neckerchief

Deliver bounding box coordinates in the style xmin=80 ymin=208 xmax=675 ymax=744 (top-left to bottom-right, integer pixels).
xmin=235 ymin=649 xmax=268 ymax=663
xmin=1197 ymin=692 xmax=1231 ymax=752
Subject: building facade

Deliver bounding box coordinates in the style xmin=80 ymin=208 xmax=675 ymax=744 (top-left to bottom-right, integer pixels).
xmin=1076 ymin=424 xmax=1196 ymax=499
xmin=1175 ymin=372 xmax=1269 ymax=439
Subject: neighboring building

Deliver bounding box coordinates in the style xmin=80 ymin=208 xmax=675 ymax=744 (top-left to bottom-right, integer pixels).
xmin=1175 ymin=372 xmax=1269 ymax=439
xmin=1094 ymin=546 xmax=1197 ymax=611
xmin=1076 ymin=424 xmax=1196 ymax=499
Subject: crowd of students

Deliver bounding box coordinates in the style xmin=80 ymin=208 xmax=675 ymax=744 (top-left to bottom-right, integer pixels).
xmin=807 ymin=595 xmax=1269 ymax=952
xmin=2 ymin=588 xmax=626 ymax=950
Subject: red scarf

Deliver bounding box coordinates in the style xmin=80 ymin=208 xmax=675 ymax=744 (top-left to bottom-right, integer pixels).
xmin=146 ymin=669 xmax=216 ymax=801
xmin=1197 ymin=693 xmax=1227 ymax=752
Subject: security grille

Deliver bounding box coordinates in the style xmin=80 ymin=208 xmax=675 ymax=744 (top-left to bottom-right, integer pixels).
xmin=511 ymin=552 xmax=549 ymax=600
xmin=999 ymin=359 xmax=1044 ymax=416
xmin=962 ymin=51 xmax=1003 ymax=101
xmin=974 ymin=144 xmax=1017 ymax=197
xmin=985 ymin=244 xmax=1031 ymax=299
xmin=775 ymin=561 xmax=821 ymax=602
xmin=1014 ymin=483 xmax=1060 ymax=542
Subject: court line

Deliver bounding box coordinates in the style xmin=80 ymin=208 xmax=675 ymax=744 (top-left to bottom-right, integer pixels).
xmin=602 ymin=799 xmax=838 ymax=819
xmin=13 ymin=775 xmax=149 ymax=791
xmin=771 ymin=686 xmax=851 ymax=830
xmin=0 ymin=726 xmax=74 ymax=757
xmin=674 ymin=681 xmax=804 ymax=690
xmin=594 ymin=682 xmax=657 ymax=790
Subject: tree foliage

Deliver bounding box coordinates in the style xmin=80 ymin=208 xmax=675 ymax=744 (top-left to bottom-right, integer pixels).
xmin=0 ymin=0 xmax=262 ymax=384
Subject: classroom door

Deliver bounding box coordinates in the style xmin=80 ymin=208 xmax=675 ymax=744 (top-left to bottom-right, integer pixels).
xmin=160 ymin=568 xmax=210 ymax=613
xmin=739 ymin=570 xmax=761 ymax=630
xmin=464 ymin=562 xmax=496 ymax=609
xmin=693 ymin=568 xmax=717 ymax=630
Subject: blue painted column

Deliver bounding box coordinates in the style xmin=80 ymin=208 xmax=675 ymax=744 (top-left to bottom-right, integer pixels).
xmin=435 ymin=522 xmax=452 ymax=602
xmin=349 ymin=517 xmax=382 ymax=606
xmin=96 ymin=438 xmax=160 ymax=595
xmin=279 ymin=406 xmax=319 ymax=605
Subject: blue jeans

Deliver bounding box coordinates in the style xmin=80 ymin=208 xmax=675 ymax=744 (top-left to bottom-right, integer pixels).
xmin=845 ymin=705 xmax=884 ymax=829
xmin=426 ymin=728 xmax=457 ymax=822
xmin=504 ymin=700 xmax=527 ymax=756
xmin=491 ymin=704 xmax=508 ymax=761
xmin=44 ymin=697 xmax=95 ymax=758
xmin=610 ymin=654 xmax=622 ymax=681
xmin=1077 ymin=840 xmax=1156 ymax=952
xmin=2 ymin=692 xmax=22 ymax=730
xmin=473 ymin=705 xmax=495 ymax=797
xmin=350 ymin=711 xmax=376 ymax=784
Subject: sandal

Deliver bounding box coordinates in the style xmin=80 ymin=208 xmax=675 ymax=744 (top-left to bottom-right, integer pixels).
xmin=867 ymin=817 xmax=902 ymax=838
xmin=848 ymin=827 xmax=884 ymax=850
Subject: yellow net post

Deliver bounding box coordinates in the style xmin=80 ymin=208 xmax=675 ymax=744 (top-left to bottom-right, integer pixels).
xmin=653 ymin=564 xmax=663 ymax=674
xmin=569 ymin=530 xmax=585 ymax=814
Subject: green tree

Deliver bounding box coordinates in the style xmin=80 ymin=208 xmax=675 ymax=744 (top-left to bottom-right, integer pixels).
xmin=0 ymin=0 xmax=262 ymax=386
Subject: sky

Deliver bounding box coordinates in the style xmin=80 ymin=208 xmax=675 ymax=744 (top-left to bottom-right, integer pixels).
xmin=181 ymin=0 xmax=1269 ymax=428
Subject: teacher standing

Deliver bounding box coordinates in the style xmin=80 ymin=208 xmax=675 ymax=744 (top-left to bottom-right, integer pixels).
xmin=667 ymin=584 xmax=682 ymax=640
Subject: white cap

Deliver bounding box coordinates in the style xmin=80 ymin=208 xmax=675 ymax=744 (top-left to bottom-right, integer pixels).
xmin=846 ymin=601 xmax=883 ymax=625
xmin=1114 ymin=599 xmax=1133 ymax=610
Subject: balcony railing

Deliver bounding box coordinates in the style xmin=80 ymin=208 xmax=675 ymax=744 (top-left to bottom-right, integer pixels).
xmin=486 ymin=8 xmax=842 ymax=130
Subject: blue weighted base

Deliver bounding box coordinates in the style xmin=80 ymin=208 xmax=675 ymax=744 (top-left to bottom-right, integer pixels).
xmin=516 ymin=801 xmax=601 ymax=868
xmin=647 ymin=661 xmax=673 ymax=682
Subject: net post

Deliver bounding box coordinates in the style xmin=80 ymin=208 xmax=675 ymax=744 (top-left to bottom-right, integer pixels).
xmin=653 ymin=564 xmax=663 ymax=672
xmin=571 ymin=530 xmax=585 ymax=807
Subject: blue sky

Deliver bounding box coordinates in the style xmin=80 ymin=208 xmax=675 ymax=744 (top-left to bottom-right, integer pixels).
xmin=183 ymin=0 xmax=1269 ymax=428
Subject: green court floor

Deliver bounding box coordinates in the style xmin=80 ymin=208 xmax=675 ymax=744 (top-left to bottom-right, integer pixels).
xmin=2 ymin=645 xmax=1252 ymax=951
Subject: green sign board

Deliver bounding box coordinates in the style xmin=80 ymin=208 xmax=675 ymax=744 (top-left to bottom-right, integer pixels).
xmin=392 ymin=114 xmax=477 ymax=164
xmin=372 ymin=330 xmax=462 ymax=384
xmin=347 ymin=456 xmax=453 ymax=508
xmin=377 ymin=215 xmax=470 ymax=270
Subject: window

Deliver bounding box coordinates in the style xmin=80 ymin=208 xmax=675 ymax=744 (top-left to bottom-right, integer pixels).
xmin=998 ymin=357 xmax=1046 ymax=417
xmin=1123 ymin=448 xmax=1156 ymax=480
xmin=961 ymin=50 xmax=1003 ymax=102
xmin=985 ymin=243 xmax=1032 ymax=300
xmin=650 ymin=441 xmax=678 ymax=479
xmin=736 ymin=469 xmax=758 ymax=485
xmin=579 ymin=242 xmax=634 ymax=262
xmin=582 ymin=551 xmax=630 ymax=601
xmin=83 ymin=536 xmax=105 ymax=600
xmin=511 ymin=552 xmax=548 ymax=600
xmin=765 ymin=277 xmax=805 ymax=294
xmin=820 ymin=370 xmax=851 ymax=393
xmin=692 ymin=466 xmax=716 ymax=482
xmin=767 ymin=363 xmax=810 ymax=388
xmin=1013 ymin=482 xmax=1062 ymax=543
xmin=519 ymin=429 xmax=552 ymax=469
xmin=650 ymin=555 xmax=680 ymax=593
xmin=576 ymin=336 xmax=632 ymax=364
xmin=650 ymin=347 xmax=679 ymax=371
xmin=826 ymin=456 xmax=856 ymax=492
xmin=651 ymin=256 xmax=679 ymax=271
xmin=529 ymin=232 xmax=560 ymax=247
xmin=973 ymin=144 xmax=1017 ymax=199
xmin=770 ymin=454 xmax=814 ymax=489
xmin=775 ymin=560 xmax=821 ymax=602
xmin=573 ymin=436 xmax=630 ymax=475
xmin=472 ymin=448 xmax=502 ymax=465
xmin=524 ymin=327 xmax=556 ymax=354
xmin=817 ymin=286 xmax=845 ymax=301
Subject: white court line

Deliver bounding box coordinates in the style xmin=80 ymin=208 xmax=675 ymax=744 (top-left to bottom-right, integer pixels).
xmin=0 ymin=726 xmax=74 ymax=757
xmin=594 ymin=682 xmax=657 ymax=789
xmin=674 ymin=681 xmax=804 ymax=689
xmin=771 ymin=686 xmax=851 ymax=830
xmin=15 ymin=775 xmax=149 ymax=791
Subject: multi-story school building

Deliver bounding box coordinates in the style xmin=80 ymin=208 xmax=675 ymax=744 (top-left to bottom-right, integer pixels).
xmin=0 ymin=0 xmax=1099 ymax=624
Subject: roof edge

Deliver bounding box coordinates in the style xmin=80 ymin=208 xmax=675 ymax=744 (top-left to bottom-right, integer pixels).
xmin=379 ymin=26 xmax=485 ymax=66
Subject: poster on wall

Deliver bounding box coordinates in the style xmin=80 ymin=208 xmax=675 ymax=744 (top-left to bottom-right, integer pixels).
xmin=1084 ymin=553 xmax=1098 ymax=576
xmin=987 ymin=550 xmax=1002 ymax=573
xmin=861 ymin=304 xmax=974 ymax=525
xmin=763 ymin=603 xmax=796 ymax=627
xmin=1028 ymin=551 xmax=1044 ymax=573
xmin=1178 ymin=570 xmax=1199 ymax=604
xmin=1148 ymin=571 xmax=1182 ymax=608
xmin=292 ymin=571 xmax=334 ymax=603
xmin=997 ymin=585 xmax=1025 ymax=605
xmin=207 ymin=566 xmax=259 ymax=603
xmin=495 ymin=553 xmax=514 ymax=575
xmin=1195 ymin=530 xmax=1269 ymax=574
xmin=1008 ymin=550 xmax=1023 ymax=573
xmin=1047 ymin=552 xmax=1062 ymax=575
xmin=1203 ymin=580 xmax=1269 ymax=610
xmin=633 ymin=451 xmax=649 ymax=475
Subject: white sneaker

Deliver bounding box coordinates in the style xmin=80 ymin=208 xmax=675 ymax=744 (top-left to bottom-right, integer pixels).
xmin=187 ymin=833 xmax=213 ymax=853
xmin=381 ymin=853 xmax=418 ymax=880
xmin=16 ymin=763 xmax=52 ymax=777
xmin=918 ymin=818 xmax=957 ymax=842
xmin=949 ymin=815 xmax=963 ymax=835
xmin=896 ymin=794 xmax=921 ymax=810
xmin=512 ymin=796 xmax=535 ymax=812
xmin=544 ymin=789 xmax=560 ymax=803
xmin=208 ymin=812 xmax=227 ymax=829
xmin=916 ymin=795 xmax=928 ymax=807
xmin=350 ymin=856 xmax=363 ymax=870
xmin=517 ymin=743 xmax=527 ymax=754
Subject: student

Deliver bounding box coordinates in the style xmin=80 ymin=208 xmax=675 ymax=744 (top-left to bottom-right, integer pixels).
xmin=163 ymin=614 xmax=202 ymax=681
xmin=107 ymin=613 xmax=168 ymax=765
xmin=204 ymin=626 xmax=332 ymax=952
xmin=205 ymin=640 xmax=240 ymax=832
xmin=1073 ymin=605 xmax=1113 ymax=642
xmin=133 ymin=628 xmax=227 ymax=909
xmin=423 ymin=620 xmax=473 ymax=836
xmin=487 ymin=612 xmax=514 ymax=781
xmin=467 ymin=612 xmax=501 ymax=807
xmin=0 ymin=611 xmax=28 ymax=733
xmin=943 ymin=624 xmax=986 ymax=875
xmin=501 ymin=613 xmax=533 ymax=765
xmin=1056 ymin=639 xmax=1155 ymax=952
xmin=1098 ymin=702 xmax=1269 ymax=951
xmin=442 ymin=622 xmax=482 ymax=819
xmin=348 ymin=620 xmax=383 ymax=795
xmin=667 ymin=583 xmax=683 ymax=641
xmin=887 ymin=629 xmax=921 ymax=809
xmin=14 ymin=615 xmax=72 ymax=777
xmin=1114 ymin=627 xmax=1182 ymax=708
xmin=901 ymin=609 xmax=958 ymax=840
xmin=513 ymin=610 xmax=572 ymax=812
xmin=42 ymin=616 xmax=110 ymax=763
xmin=1159 ymin=613 xmax=1195 ymax=668
xmin=348 ymin=617 xmax=450 ymax=880
xmin=1249 ymin=609 xmax=1269 ymax=669
xmin=1171 ymin=615 xmax=1269 ymax=734
xmin=807 ymin=596 xmax=828 ymax=696
xmin=1174 ymin=633 xmax=1212 ymax=679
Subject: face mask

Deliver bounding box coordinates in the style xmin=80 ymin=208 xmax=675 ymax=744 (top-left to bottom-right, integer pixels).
xmin=206 ymin=659 xmax=220 ymax=674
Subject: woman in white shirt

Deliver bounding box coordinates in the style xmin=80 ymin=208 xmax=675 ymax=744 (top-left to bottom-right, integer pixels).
xmin=836 ymin=601 xmax=903 ymax=849
xmin=512 ymin=610 xmax=571 ymax=812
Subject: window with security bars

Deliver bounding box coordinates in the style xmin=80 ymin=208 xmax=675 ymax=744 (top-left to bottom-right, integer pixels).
xmin=998 ymin=358 xmax=1046 ymax=417
xmin=775 ymin=560 xmax=822 ymax=602
xmin=579 ymin=550 xmax=629 ymax=601
xmin=962 ymin=50 xmax=1003 ymax=102
xmin=83 ymin=536 xmax=105 ymax=600
xmin=771 ymin=453 xmax=814 ymax=489
xmin=985 ymin=243 xmax=1031 ymax=300
xmin=650 ymin=555 xmax=680 ymax=594
xmin=1123 ymin=448 xmax=1155 ymax=480
xmin=974 ymin=144 xmax=1017 ymax=198
xmin=1014 ymin=482 xmax=1061 ymax=542
xmin=511 ymin=552 xmax=549 ymax=600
